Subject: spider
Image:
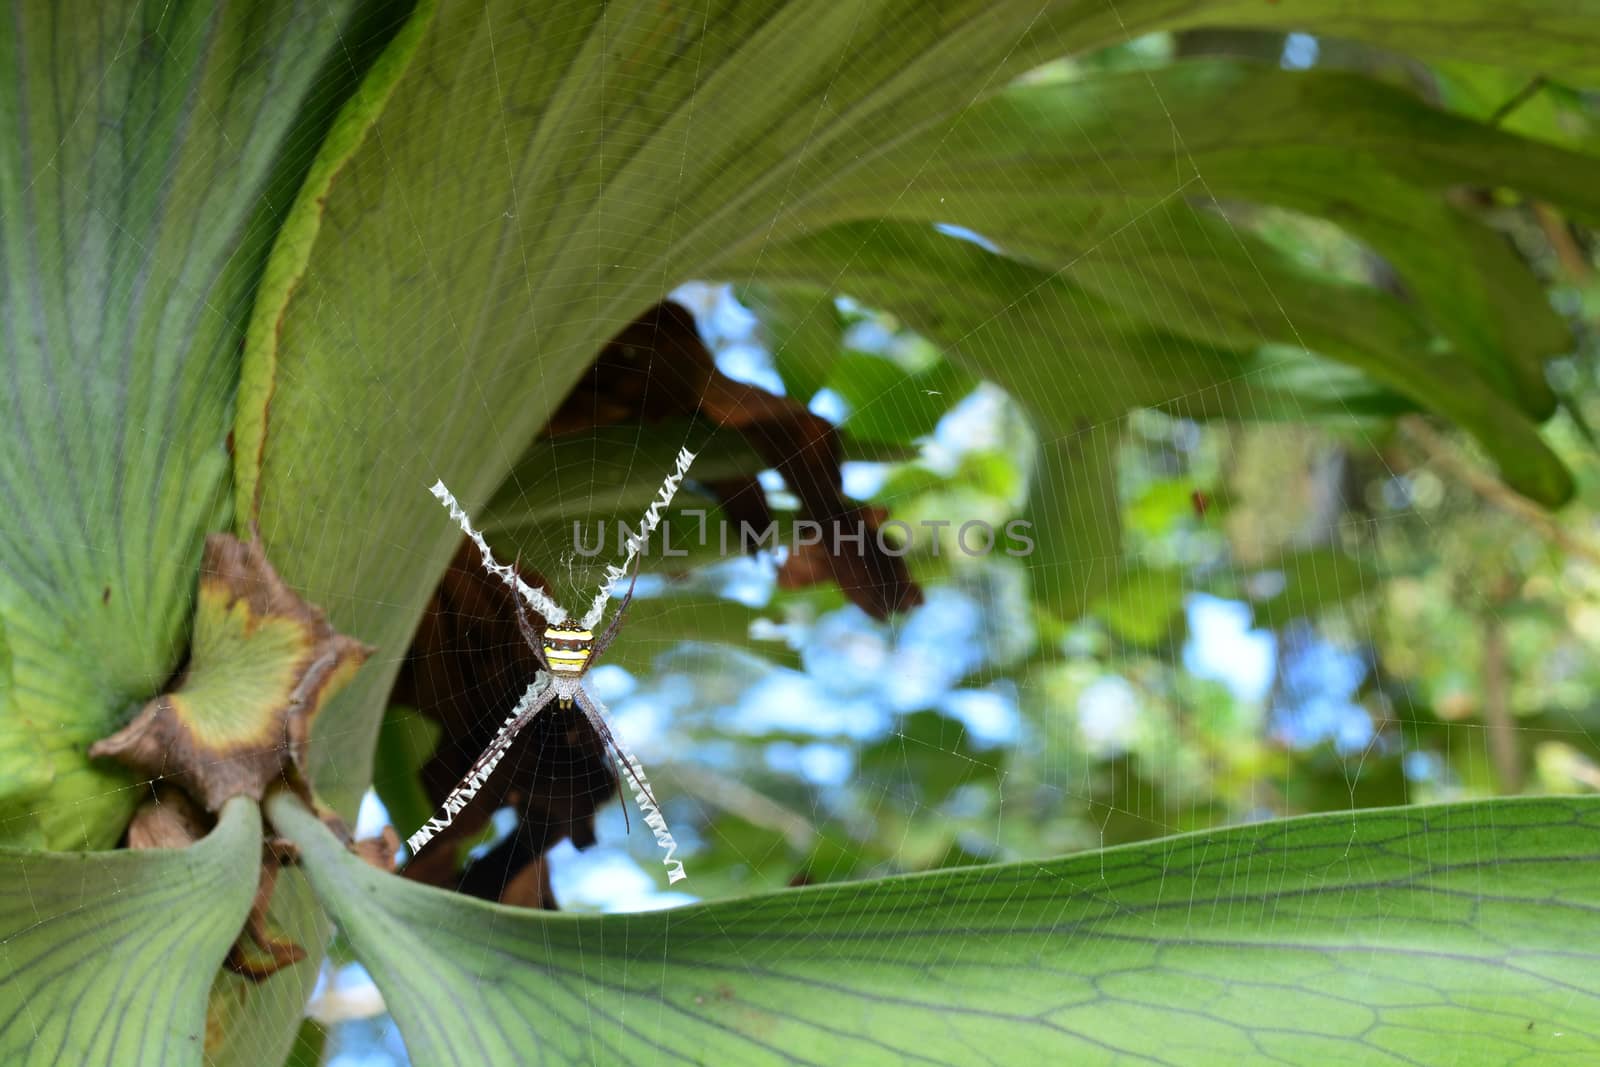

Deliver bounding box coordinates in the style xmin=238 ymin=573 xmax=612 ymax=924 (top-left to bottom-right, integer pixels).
xmin=509 ymin=556 xmax=652 ymax=800
xmin=407 ymin=450 xmax=696 ymax=884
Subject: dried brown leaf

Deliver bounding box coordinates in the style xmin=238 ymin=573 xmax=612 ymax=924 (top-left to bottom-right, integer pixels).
xmin=90 ymin=534 xmax=372 ymax=813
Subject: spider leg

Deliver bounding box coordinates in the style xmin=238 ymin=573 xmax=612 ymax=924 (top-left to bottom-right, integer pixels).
xmin=574 ymin=687 xmax=687 ymax=884
xmin=571 ymin=687 xmax=637 ymax=832
xmin=575 ymin=690 xmax=659 ymax=810
xmin=511 ymin=551 xmax=552 ymax=672
xmin=590 ymin=549 xmax=644 ymax=662
xmin=406 ymin=674 xmax=554 ymax=855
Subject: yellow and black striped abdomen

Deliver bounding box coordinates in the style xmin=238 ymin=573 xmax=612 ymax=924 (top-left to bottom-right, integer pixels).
xmin=543 ymin=626 xmax=593 ymax=675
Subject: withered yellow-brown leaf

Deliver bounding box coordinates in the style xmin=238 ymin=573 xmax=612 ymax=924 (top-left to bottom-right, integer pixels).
xmin=91 ymin=534 xmax=371 ymax=812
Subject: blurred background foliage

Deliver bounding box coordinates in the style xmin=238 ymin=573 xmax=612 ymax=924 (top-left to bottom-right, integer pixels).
xmin=503 ymin=30 xmax=1600 ymax=903
xmin=355 ymin=27 xmax=1600 ymax=906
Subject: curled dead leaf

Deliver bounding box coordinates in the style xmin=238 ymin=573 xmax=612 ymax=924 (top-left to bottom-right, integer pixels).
xmin=223 ymin=846 xmax=308 ymax=982
xmin=550 ymin=300 xmax=923 ymax=619
xmin=353 ymin=825 xmax=401 ymax=872
xmin=124 ymin=785 xmax=210 ymax=850
xmin=121 ymin=785 xmax=313 ymax=983
xmin=90 ymin=534 xmax=372 ymax=814
xmin=91 ymin=536 xmax=363 ymax=980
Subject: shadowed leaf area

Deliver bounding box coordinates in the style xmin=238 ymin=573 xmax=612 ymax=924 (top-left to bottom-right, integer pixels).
xmin=272 ymin=793 xmax=1600 ymax=1067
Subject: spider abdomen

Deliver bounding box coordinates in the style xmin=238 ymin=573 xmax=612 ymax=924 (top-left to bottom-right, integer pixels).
xmin=543 ymin=625 xmax=594 ymax=675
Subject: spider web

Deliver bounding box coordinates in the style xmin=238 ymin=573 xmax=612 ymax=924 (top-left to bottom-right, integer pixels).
xmin=3 ymin=3 xmax=1594 ymax=1065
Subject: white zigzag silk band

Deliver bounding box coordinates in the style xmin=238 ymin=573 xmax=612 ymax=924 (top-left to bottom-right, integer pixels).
xmin=581 ymin=446 xmax=697 ymax=629
xmin=614 ymin=748 xmax=686 ymax=884
xmin=430 ymin=444 xmax=695 ymax=630
xmin=405 ymin=678 xmax=547 ymax=853
xmin=429 ymin=481 xmax=568 ymax=623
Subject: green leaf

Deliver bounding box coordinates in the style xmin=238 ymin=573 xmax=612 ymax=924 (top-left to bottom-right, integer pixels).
xmin=740 ymin=207 xmax=1570 ymax=510
xmin=1431 ymin=63 xmax=1600 ymax=154
xmin=727 ymin=221 xmax=1258 ymax=425
xmin=1127 ymin=479 xmax=1212 ymax=540
xmin=985 ymin=60 xmax=1597 ymax=414
xmin=1235 ymin=346 xmax=1417 ymax=421
xmin=283 ymin=1019 xmax=328 ymax=1067
xmin=1059 ymin=202 xmax=1572 ymax=504
xmin=0 ymin=0 xmax=362 ymax=847
xmin=272 ymin=790 xmax=1600 ymax=1065
xmin=1026 ymin=426 xmax=1125 ymax=620
xmin=0 ymin=798 xmax=260 ymax=1065
xmin=1148 ymin=3 xmax=1600 ymax=82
